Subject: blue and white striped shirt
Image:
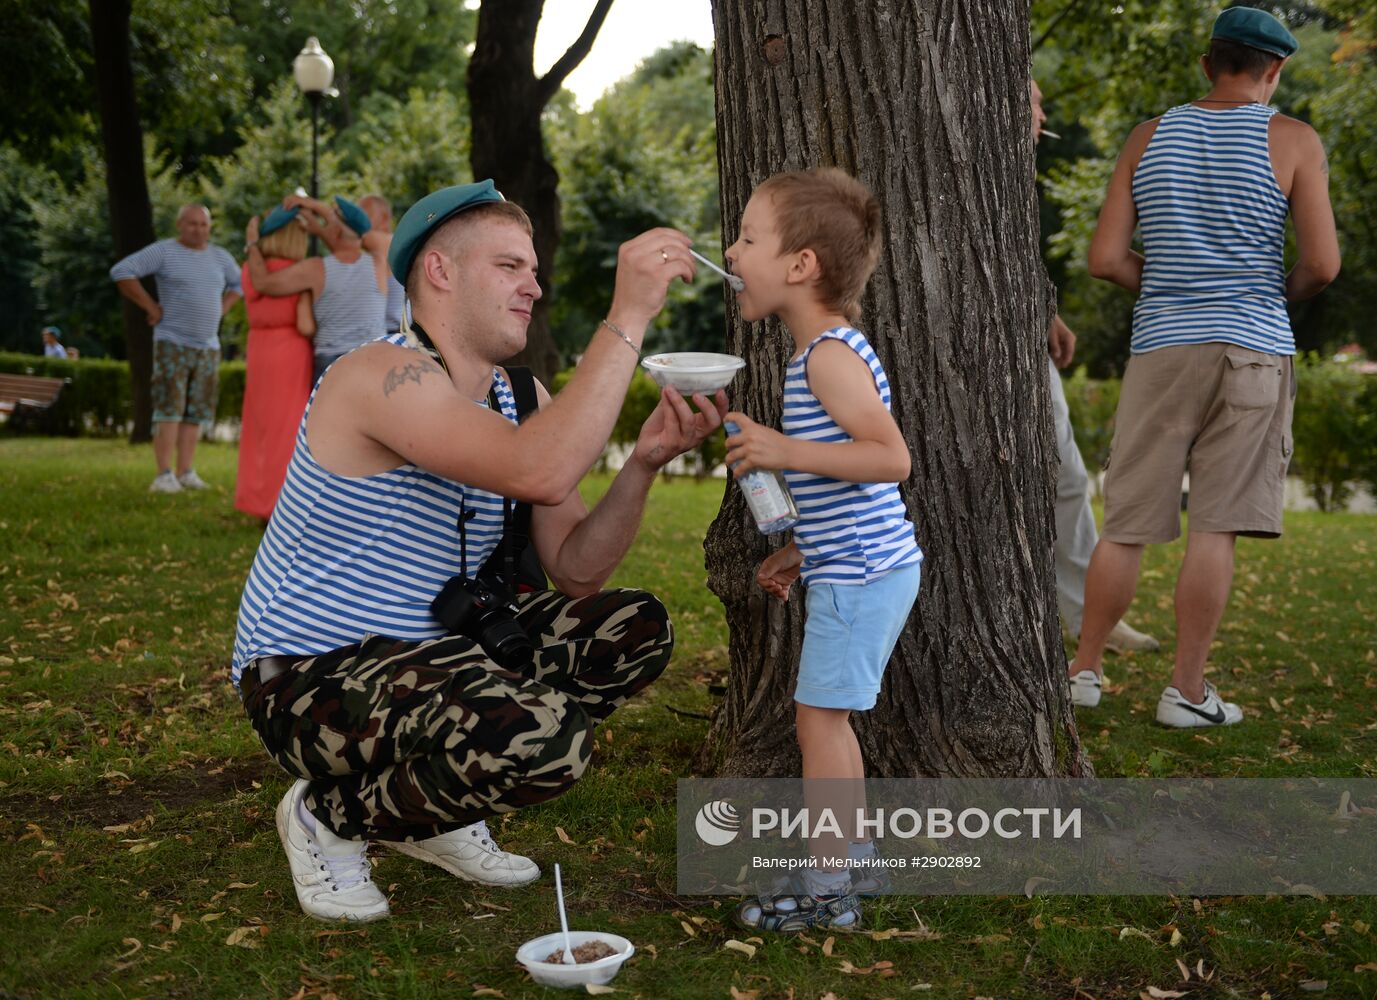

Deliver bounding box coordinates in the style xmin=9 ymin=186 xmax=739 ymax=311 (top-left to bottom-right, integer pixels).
xmin=1131 ymin=103 xmax=1292 ymax=355
xmin=384 ymin=274 xmax=406 ymax=335
xmin=313 ymin=253 xmax=387 ymax=358
xmin=231 ymin=335 xmax=518 ymax=687
xmin=109 ymin=239 xmax=241 ymax=349
xmin=781 ymin=327 xmax=922 ymax=586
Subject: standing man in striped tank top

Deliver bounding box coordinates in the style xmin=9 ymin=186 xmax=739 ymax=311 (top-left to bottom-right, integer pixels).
xmin=245 ymin=194 xmax=389 ymax=385
xmin=233 ymin=180 xmax=726 ymax=922
xmin=1068 ymin=8 xmax=1339 ymax=728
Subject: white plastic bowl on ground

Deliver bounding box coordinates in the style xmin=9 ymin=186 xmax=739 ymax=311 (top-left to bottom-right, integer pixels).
xmin=640 ymin=352 xmax=745 ymax=394
xmin=515 ymin=930 xmax=635 ymax=989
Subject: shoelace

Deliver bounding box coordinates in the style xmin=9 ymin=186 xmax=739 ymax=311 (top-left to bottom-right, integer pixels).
xmin=467 ymin=820 xmax=500 ymax=854
xmin=312 ymin=843 xmax=372 ymax=892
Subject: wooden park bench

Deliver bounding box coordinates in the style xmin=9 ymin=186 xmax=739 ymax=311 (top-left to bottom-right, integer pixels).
xmin=0 ymin=372 xmax=71 ymax=433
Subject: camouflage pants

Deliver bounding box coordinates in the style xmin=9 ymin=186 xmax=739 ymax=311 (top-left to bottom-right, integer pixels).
xmin=239 ymin=588 xmax=672 ymax=841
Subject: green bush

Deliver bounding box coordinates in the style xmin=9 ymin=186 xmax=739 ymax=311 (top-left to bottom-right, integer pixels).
xmin=1291 ymin=354 xmax=1374 ymax=512
xmin=1060 ymin=366 xmax=1121 ymax=487
xmin=0 ymin=352 xmax=247 ymax=436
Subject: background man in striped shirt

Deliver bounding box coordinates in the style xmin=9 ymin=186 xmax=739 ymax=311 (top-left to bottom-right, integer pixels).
xmin=111 ymin=203 xmax=242 ymax=494
xmin=1068 ymin=7 xmax=1339 ymax=728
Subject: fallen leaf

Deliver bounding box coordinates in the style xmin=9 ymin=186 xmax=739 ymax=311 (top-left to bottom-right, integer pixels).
xmin=1142 ymin=990 xmax=1186 ymax=999
xmin=103 ymin=823 xmax=133 ymax=834
xmin=1024 ymin=876 xmax=1052 ymax=898
xmin=224 ymin=926 xmax=262 ymax=948
xmin=722 ymin=939 xmax=756 ymax=959
xmin=115 ymin=937 xmax=143 ymax=960
xmin=226 ymin=882 xmax=258 ymax=890
xmin=1289 ymin=884 xmax=1327 ymax=901
xmin=822 ymin=935 xmax=835 ymax=957
xmin=1176 ymin=958 xmax=1190 ymax=981
xmin=1299 ymin=982 xmax=1328 ymax=992
xmin=128 ymin=841 xmax=161 ymax=855
xmin=1119 ymin=927 xmax=1155 ymax=943
xmin=170 ymin=914 xmax=182 ymax=934
xmin=1169 ymin=928 xmax=1183 ymax=947
xmin=201 ymin=912 xmax=225 ymax=923
xmin=679 ymin=920 xmax=697 ymax=937
xmin=729 ymin=989 xmax=759 ymax=1000
xmin=1269 ymin=696 xmax=1283 ymax=712
xmin=473 ymin=989 xmax=505 ymax=998
xmin=555 ymin=827 xmax=576 ymax=845
xmin=1355 ymin=963 xmax=1377 ymax=973
xmin=584 ymin=986 xmax=616 ymax=996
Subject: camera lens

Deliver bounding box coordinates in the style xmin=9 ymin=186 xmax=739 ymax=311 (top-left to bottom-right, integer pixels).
xmin=479 ymin=612 xmax=535 ymax=669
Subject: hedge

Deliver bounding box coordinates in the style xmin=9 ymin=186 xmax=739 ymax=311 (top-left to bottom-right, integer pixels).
xmin=0 ymin=352 xmax=245 ymax=436
xmin=5 ymin=352 xmax=1372 ymax=507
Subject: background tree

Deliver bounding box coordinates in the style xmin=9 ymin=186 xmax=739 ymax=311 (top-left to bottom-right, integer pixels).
xmin=703 ymin=1 xmax=1084 ymax=778
xmin=467 ymin=0 xmax=615 ymax=384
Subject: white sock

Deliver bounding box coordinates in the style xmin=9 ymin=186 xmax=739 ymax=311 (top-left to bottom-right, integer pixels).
xmin=805 ymin=868 xmax=853 ymax=897
xmin=848 ymin=839 xmax=878 ymax=863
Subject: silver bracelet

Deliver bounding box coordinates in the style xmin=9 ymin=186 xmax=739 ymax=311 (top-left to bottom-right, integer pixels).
xmin=600 ymin=318 xmax=639 ymax=356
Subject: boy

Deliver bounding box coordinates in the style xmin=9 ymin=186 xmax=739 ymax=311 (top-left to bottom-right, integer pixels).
xmin=724 ymin=168 xmax=921 ymax=931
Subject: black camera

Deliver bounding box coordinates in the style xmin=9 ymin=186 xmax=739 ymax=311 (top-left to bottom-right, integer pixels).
xmin=431 ymin=574 xmax=535 ymax=670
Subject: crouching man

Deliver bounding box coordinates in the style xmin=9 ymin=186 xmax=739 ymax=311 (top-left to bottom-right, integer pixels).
xmin=231 ymin=181 xmax=724 ymax=921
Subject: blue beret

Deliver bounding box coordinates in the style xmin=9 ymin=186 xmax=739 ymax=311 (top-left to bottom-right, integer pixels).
xmin=388 ymin=179 xmax=506 ymax=286
xmin=1211 ymin=6 xmax=1298 ymax=59
xmin=259 ymin=204 xmax=300 ymax=237
xmin=334 ymin=195 xmax=372 ymax=237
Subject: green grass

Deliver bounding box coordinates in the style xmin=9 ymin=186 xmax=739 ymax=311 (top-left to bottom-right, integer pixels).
xmin=2 ymin=437 xmax=1375 ymax=999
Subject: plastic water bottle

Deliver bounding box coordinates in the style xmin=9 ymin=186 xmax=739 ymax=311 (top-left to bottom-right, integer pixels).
xmin=725 ymin=420 xmax=799 ymax=534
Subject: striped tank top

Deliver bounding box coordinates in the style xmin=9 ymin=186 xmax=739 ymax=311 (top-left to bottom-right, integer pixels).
xmin=231 ymin=335 xmax=518 ymax=687
xmin=1131 ymin=103 xmax=1292 ymax=355
xmin=313 ymin=252 xmax=387 ymax=357
xmin=781 ymin=327 xmax=922 ymax=586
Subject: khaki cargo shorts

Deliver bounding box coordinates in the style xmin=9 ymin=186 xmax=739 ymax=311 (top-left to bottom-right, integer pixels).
xmin=1102 ymin=343 xmax=1295 ymax=544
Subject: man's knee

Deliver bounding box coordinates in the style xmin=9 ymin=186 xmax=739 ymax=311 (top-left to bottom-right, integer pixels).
xmin=617 ymin=589 xmax=673 ymax=677
xmin=518 ymin=697 xmax=594 ymax=793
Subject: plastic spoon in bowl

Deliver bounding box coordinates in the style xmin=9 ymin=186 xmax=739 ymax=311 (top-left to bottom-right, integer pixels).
xmin=688 ymin=248 xmax=745 ymax=293
xmin=554 ymin=863 xmax=576 ymax=965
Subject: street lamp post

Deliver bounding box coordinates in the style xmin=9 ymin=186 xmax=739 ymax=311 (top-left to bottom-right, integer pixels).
xmin=293 ymin=36 xmax=335 ymax=255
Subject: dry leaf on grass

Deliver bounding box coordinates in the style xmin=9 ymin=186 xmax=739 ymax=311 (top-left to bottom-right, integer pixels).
xmin=1024 ymin=876 xmax=1052 ymax=897
xmin=472 ymin=988 xmax=505 ymax=997
xmin=679 ymin=920 xmax=697 ymax=938
xmin=583 ymin=985 xmax=616 ymax=996
xmin=200 ymin=912 xmax=225 ymax=923
xmin=1288 ymin=884 xmax=1327 ymax=900
xmin=729 ymin=988 xmax=759 ymax=1000
xmin=1175 ymin=958 xmax=1191 ymax=981
xmin=822 ymin=935 xmax=835 ymax=957
xmin=1119 ymin=926 xmax=1155 ymax=943
xmin=1299 ymin=981 xmax=1328 ymax=992
xmin=1354 ymin=963 xmax=1377 ymax=972
xmin=226 ymin=882 xmax=258 ymax=890
xmin=722 ymin=939 xmax=756 ymax=958
xmin=115 ymin=938 xmax=142 ymax=960
xmin=1140 ymin=989 xmax=1186 ymax=999
xmin=224 ymin=926 xmax=264 ymax=948
xmin=170 ymin=914 xmax=182 ymax=934
xmin=1169 ymin=928 xmax=1183 ymax=946
xmin=838 ymin=960 xmax=895 ymax=976
xmin=555 ymin=827 xmax=576 ymax=845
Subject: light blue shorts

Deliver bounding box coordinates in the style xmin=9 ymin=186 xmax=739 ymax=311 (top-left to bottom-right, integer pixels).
xmin=795 ymin=562 xmax=921 ymax=711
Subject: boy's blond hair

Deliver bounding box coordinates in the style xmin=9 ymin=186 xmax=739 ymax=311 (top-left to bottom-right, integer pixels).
xmin=755 ymin=167 xmax=881 ymax=322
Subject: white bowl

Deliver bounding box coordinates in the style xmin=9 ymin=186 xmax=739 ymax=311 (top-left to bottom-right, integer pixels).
xmin=640 ymin=352 xmax=745 ymax=394
xmin=515 ymin=930 xmax=635 ymax=989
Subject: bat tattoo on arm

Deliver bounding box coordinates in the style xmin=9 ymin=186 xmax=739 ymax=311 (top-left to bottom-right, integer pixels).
xmin=382 ymin=359 xmax=443 ymax=396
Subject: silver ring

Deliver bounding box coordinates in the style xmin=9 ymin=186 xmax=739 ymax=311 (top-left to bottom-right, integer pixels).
xmin=660 ymin=248 xmax=669 ymax=263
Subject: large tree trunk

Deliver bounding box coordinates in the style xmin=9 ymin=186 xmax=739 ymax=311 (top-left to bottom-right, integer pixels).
xmin=703 ymin=1 xmax=1087 ymax=778
xmin=89 ymin=0 xmax=157 ymax=443
xmin=468 ymin=0 xmax=614 ymax=385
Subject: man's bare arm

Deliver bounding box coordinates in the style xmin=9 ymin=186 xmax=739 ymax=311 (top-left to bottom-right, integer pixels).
xmin=246 ymin=247 xmax=323 ymax=298
xmin=115 ymin=278 xmax=160 ymax=325
xmin=1286 ymin=126 xmax=1341 ymax=302
xmin=1088 ymin=119 xmax=1158 ymax=293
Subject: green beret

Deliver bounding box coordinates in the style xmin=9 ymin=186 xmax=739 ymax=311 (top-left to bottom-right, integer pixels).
xmin=259 ymin=204 xmax=300 ymax=237
xmin=1211 ymin=6 xmax=1298 ymax=59
xmin=334 ymin=195 xmax=372 ymax=237
xmin=388 ymin=179 xmax=506 ymax=286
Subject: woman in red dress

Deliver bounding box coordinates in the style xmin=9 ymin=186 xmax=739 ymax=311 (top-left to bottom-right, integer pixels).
xmin=235 ymin=207 xmax=315 ymax=521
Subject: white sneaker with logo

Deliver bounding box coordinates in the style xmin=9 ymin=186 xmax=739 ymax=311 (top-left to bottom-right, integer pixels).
xmin=1067 ymin=669 xmax=1103 ymax=708
xmin=275 ymin=779 xmax=389 ymax=922
xmin=384 ymin=820 xmax=540 ymax=886
xmin=1156 ymin=681 xmax=1243 ymax=728
xmin=177 ymin=470 xmax=210 ymax=490
xmin=149 ymin=471 xmax=182 ymax=494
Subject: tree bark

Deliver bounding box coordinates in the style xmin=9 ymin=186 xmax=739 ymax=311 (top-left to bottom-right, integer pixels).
xmin=703 ymin=1 xmax=1087 ymax=778
xmin=468 ymin=0 xmax=614 ymax=385
xmin=89 ymin=0 xmax=157 ymax=443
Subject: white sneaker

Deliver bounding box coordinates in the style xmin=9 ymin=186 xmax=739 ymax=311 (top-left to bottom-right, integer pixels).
xmin=1105 ymin=620 xmax=1161 ymax=653
xmin=1156 ymin=681 xmax=1243 ymax=728
xmin=1067 ymin=669 xmax=1102 ymax=708
xmin=149 ymin=471 xmax=182 ymax=494
xmin=177 ymin=470 xmax=210 ymax=490
xmin=275 ymin=779 xmax=389 ymax=922
xmin=384 ymin=820 xmax=540 ymax=887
